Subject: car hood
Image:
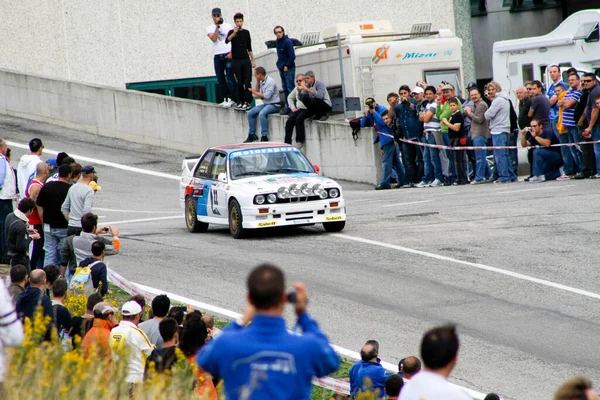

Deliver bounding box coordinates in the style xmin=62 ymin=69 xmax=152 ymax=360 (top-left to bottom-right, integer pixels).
xmin=233 ymin=173 xmax=340 ymax=193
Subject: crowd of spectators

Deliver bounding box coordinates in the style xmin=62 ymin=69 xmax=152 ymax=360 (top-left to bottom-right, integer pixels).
xmin=358 ymin=67 xmax=600 ymax=190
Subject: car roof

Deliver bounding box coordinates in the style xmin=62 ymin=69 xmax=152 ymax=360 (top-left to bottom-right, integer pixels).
xmin=212 ymin=143 xmax=293 ymax=153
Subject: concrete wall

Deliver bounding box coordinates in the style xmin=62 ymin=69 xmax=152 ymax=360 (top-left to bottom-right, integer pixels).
xmin=0 ymin=0 xmax=457 ymax=88
xmin=0 ymin=68 xmax=381 ymax=184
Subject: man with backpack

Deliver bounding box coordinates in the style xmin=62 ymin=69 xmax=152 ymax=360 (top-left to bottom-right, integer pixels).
xmin=77 ymin=241 xmax=108 ymax=297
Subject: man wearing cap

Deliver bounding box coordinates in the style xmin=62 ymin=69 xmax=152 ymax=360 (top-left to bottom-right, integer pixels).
xmin=207 ymin=7 xmax=236 ymax=108
xmin=110 ymin=300 xmax=154 ymax=386
xmin=395 ymin=85 xmax=424 ymax=186
xmin=61 ymin=165 xmax=96 ymax=236
xmin=81 ymin=301 xmax=118 ymax=357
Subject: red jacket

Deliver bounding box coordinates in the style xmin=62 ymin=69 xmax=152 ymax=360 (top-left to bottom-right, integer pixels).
xmin=81 ymin=318 xmax=115 ymax=357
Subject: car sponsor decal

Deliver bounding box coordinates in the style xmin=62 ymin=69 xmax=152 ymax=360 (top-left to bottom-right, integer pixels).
xmin=292 ymin=219 xmax=311 ymax=224
xmin=257 ymin=221 xmax=277 ymax=227
xmin=325 ymin=216 xmax=343 ymax=221
xmin=262 ymin=176 xmax=307 ymax=185
xmin=230 ymin=146 xmax=299 ymax=158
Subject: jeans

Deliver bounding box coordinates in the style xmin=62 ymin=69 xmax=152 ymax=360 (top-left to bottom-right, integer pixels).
xmin=30 ymin=223 xmax=44 ymax=270
xmin=380 ymin=142 xmax=405 ymax=187
xmin=0 ymin=199 xmax=13 ymax=262
xmin=44 ymin=227 xmax=68 ymax=266
xmin=592 ymin=124 xmax=600 ymax=173
xmin=492 ymin=133 xmax=517 ymax=182
xmin=532 ymin=148 xmax=563 ymax=180
xmin=425 ymin=132 xmax=443 ymax=181
xmin=279 ymin=68 xmax=296 ymax=112
xmin=401 ymin=139 xmax=424 ymax=184
xmin=213 ymin=54 xmax=236 ymax=102
xmin=566 ymin=126 xmax=583 ymax=173
xmin=248 ymin=103 xmax=281 ymax=137
xmin=284 ymin=109 xmax=308 ymax=144
xmin=558 ymin=132 xmax=576 ymax=175
xmin=232 ymin=58 xmax=253 ymax=104
xmin=473 ymin=136 xmax=492 ymax=182
xmin=508 ymin=129 xmax=519 ymax=175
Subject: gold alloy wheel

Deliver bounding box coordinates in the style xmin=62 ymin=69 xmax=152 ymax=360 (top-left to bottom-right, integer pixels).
xmin=229 ymin=203 xmax=240 ymax=234
xmin=186 ymin=197 xmax=196 ymax=228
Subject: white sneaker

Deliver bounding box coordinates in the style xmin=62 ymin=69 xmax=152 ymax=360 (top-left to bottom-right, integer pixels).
xmin=415 ymin=181 xmax=429 ymax=188
xmin=529 ymin=175 xmax=546 ymax=183
xmin=429 ymin=179 xmax=443 ymax=187
xmin=220 ymin=98 xmax=233 ymax=108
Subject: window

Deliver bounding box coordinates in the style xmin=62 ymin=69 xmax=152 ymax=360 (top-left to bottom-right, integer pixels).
xmin=194 ymin=152 xmax=214 ymax=178
xmin=174 ymin=85 xmax=208 ymax=101
xmin=424 ymin=69 xmax=463 ymax=97
xmin=470 ymin=0 xmax=487 ymax=17
xmin=573 ymin=22 xmax=599 ymax=43
xmin=210 ymin=153 xmax=227 ymax=180
xmin=505 ymin=0 xmax=561 ymax=12
xmin=522 ymin=64 xmax=534 ymax=83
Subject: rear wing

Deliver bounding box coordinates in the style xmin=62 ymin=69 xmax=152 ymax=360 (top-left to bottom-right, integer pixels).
xmin=181 ymin=155 xmax=201 ymax=178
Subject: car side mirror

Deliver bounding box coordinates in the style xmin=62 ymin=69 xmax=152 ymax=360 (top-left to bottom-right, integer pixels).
xmin=218 ymin=172 xmax=227 ymax=183
xmin=313 ymin=164 xmax=320 ymax=173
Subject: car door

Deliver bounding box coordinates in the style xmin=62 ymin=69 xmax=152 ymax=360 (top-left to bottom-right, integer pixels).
xmin=192 ymin=151 xmax=215 ymax=217
xmin=207 ymin=152 xmax=228 ymax=219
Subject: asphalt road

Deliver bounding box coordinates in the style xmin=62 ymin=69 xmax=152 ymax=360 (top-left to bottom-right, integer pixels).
xmin=3 ymin=114 xmax=600 ymax=400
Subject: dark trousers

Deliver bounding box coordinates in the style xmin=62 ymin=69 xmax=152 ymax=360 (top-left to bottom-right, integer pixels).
xmin=527 ymin=148 xmax=534 ymax=177
xmin=285 ymin=109 xmax=308 ymax=144
xmin=401 ymin=140 xmax=424 ymax=184
xmin=30 ymin=223 xmax=44 ymax=269
xmin=301 ymin=95 xmax=332 ymax=119
xmin=213 ymin=54 xmax=236 ymax=102
xmin=9 ymin=254 xmax=30 ymax=273
xmin=451 ymin=138 xmax=467 ymax=184
xmin=0 ymin=199 xmax=13 ymax=262
xmin=580 ymin=127 xmax=597 ymax=177
xmin=67 ymin=226 xmax=82 ymax=237
xmin=232 ymin=58 xmax=252 ymax=104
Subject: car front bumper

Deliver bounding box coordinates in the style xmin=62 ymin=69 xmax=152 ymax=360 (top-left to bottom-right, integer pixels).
xmin=241 ymin=198 xmax=346 ymax=229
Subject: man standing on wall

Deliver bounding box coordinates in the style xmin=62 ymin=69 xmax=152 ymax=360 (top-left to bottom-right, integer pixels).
xmin=207 ymin=7 xmax=236 ymax=108
xmin=226 ymin=13 xmax=255 ymax=112
xmin=274 ymin=26 xmax=296 ymax=115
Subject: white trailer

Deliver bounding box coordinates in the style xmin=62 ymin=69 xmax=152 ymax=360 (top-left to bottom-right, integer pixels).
xmin=492 ymin=8 xmax=600 ymax=102
xmin=255 ymin=21 xmax=464 ymax=118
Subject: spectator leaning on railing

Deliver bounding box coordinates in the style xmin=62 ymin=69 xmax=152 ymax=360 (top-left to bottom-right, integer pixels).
xmin=197 ymin=263 xmax=339 ymax=400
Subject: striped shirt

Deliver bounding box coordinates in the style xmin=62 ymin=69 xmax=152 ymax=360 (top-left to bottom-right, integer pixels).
xmin=562 ymin=89 xmax=582 ymax=127
xmin=423 ymin=101 xmax=441 ymax=131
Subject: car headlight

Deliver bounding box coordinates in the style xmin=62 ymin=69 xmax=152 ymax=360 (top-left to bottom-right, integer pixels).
xmin=255 ymin=195 xmax=266 ymax=205
xmin=267 ymin=193 xmax=277 ymax=203
xmin=289 ymin=183 xmax=301 ymax=196
xmin=328 ymin=188 xmax=340 ymax=198
xmin=277 ymin=187 xmax=290 ymax=199
xmin=301 ymin=183 xmax=313 ymax=196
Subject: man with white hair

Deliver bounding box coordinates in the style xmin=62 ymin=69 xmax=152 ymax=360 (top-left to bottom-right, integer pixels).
xmin=0 ymin=138 xmax=16 ymax=261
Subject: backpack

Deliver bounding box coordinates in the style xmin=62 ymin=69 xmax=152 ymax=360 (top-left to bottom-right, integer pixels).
xmin=349 ymin=118 xmax=361 ymax=144
xmin=508 ymin=99 xmax=518 ymax=132
xmin=69 ymin=261 xmax=101 ymax=296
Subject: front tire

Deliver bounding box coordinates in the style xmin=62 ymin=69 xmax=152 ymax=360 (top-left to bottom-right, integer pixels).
xmin=185 ymin=197 xmax=208 ymax=233
xmin=323 ymin=221 xmax=345 ymax=232
xmin=229 ymin=199 xmax=247 ymax=239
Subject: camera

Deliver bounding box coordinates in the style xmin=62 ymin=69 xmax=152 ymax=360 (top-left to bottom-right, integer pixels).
xmin=286 ymin=290 xmax=308 ymax=304
xmin=525 ymin=127 xmax=531 ymax=132
xmin=217 ymin=17 xmax=224 ymax=25
xmin=368 ymin=103 xmax=374 ymax=110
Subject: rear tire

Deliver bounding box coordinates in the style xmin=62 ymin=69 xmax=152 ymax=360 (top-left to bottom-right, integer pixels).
xmin=185 ymin=197 xmax=208 ymax=233
xmin=323 ymin=221 xmax=345 ymax=232
xmin=229 ymin=199 xmax=247 ymax=239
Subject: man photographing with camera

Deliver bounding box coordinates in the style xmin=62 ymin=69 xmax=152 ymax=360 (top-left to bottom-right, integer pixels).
xmin=197 ymin=263 xmax=339 ymax=400
xmin=207 ymin=7 xmax=236 ymax=108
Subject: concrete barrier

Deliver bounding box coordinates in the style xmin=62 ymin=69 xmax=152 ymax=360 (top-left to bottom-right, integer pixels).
xmin=0 ymin=68 xmax=381 ymax=185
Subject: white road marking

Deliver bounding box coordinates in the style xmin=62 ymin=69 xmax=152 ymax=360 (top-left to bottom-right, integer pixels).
xmin=333 ymin=233 xmax=600 ymax=301
xmin=382 ymin=200 xmax=432 ymax=208
xmin=496 ymin=184 xmax=575 ymax=195
xmin=94 ymin=207 xmax=181 ymax=214
xmin=7 ymin=140 xmax=180 ymax=180
xmin=100 ymin=215 xmax=181 ymax=225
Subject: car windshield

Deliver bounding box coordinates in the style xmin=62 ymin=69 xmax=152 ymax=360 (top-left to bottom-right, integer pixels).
xmin=229 ymin=147 xmax=314 ymax=179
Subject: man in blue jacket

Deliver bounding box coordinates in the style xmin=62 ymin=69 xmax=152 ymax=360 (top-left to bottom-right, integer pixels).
xmin=371 ymin=109 xmax=405 ymax=190
xmin=197 ymin=263 xmax=339 ymax=400
xmin=274 ymin=26 xmax=296 ymax=115
xmin=349 ymin=339 xmax=380 ymax=397
xmin=395 ymin=85 xmax=424 ymax=186
xmin=356 ymin=342 xmax=392 ymax=398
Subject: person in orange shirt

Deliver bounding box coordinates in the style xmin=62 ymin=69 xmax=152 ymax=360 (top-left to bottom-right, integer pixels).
xmin=81 ymin=301 xmax=118 ymax=357
xmin=179 ymin=312 xmax=218 ymax=400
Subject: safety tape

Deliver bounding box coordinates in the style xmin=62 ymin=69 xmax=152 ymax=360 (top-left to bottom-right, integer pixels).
xmin=106 ymin=268 xmax=351 ymax=395
xmin=376 ymin=131 xmax=600 ymax=151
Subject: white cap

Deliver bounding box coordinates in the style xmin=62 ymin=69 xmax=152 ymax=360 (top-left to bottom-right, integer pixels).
xmin=412 ymin=87 xmax=424 ymax=94
xmin=121 ymin=301 xmax=142 ymax=316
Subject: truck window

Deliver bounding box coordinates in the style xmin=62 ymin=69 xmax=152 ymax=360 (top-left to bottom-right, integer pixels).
xmin=424 ymin=70 xmax=462 ymax=97
xmin=522 ymin=64 xmax=534 ymax=83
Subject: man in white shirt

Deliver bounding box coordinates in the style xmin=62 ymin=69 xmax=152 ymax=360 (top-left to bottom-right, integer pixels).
xmin=16 ymin=138 xmax=44 ymax=199
xmin=109 ymin=301 xmax=154 ymax=387
xmin=206 ymin=7 xmax=236 ymax=108
xmin=0 ymin=138 xmax=17 ymax=261
xmin=399 ymin=325 xmax=471 ymax=400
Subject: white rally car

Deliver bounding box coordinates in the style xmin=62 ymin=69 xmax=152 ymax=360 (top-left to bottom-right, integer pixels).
xmin=179 ymin=143 xmax=347 ymax=239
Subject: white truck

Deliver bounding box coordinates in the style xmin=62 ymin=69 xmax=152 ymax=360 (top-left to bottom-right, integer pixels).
xmin=492 ymin=8 xmax=600 ymax=101
xmin=255 ymin=20 xmax=464 ymax=117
